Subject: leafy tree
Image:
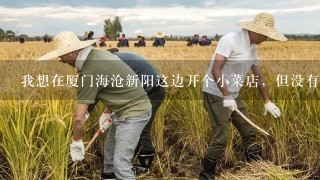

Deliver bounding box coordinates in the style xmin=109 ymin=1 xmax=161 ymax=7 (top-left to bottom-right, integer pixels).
xmin=103 ymin=17 xmax=123 ymax=40
xmin=214 ymin=34 xmax=221 ymax=41
xmin=104 ymin=19 xmax=113 ymax=38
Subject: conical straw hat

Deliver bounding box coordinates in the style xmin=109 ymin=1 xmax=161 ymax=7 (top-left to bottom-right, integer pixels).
xmin=236 ymin=12 xmax=287 ymax=41
xmin=37 ymin=31 xmax=98 ymax=60
xmin=155 ymin=32 xmax=165 ymax=38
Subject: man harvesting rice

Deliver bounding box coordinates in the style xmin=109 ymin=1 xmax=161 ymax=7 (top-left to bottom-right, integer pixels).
xmin=200 ymin=12 xmax=287 ymax=179
xmin=38 ymin=31 xmax=151 ymax=179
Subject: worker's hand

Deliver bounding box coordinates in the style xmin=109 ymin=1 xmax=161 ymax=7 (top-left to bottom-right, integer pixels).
xmin=223 ymin=95 xmax=237 ymax=111
xmin=70 ymin=139 xmax=85 ymax=161
xmin=263 ymin=101 xmax=281 ymax=118
xmin=99 ymin=112 xmax=112 ymax=133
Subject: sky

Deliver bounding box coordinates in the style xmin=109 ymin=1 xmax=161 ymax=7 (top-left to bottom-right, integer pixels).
xmin=0 ymin=0 xmax=319 ymax=37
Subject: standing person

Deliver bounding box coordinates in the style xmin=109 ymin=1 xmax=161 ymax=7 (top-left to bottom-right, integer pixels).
xmin=88 ymin=51 xmax=166 ymax=176
xmin=200 ymin=12 xmax=287 ymax=179
xmin=37 ymin=31 xmax=152 ymax=180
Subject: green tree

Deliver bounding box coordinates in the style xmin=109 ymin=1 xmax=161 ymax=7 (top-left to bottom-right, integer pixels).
xmin=104 ymin=19 xmax=112 ymax=36
xmin=108 ymin=21 xmax=116 ymax=40
xmin=113 ymin=16 xmax=122 ymax=38
xmin=103 ymin=17 xmax=123 ymax=40
xmin=104 ymin=19 xmax=116 ymax=40
xmin=214 ymin=34 xmax=220 ymax=41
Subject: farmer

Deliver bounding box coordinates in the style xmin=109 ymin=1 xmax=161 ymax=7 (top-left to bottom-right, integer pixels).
xmin=200 ymin=12 xmax=287 ymax=179
xmin=153 ymin=32 xmax=165 ymax=47
xmin=88 ymin=51 xmax=166 ymax=175
xmin=199 ymin=36 xmax=211 ymax=46
xmin=84 ymin=31 xmax=97 ymax=47
xmin=134 ymin=35 xmax=146 ymax=47
xmin=186 ymin=38 xmax=193 ymax=46
xmin=99 ymin=36 xmax=107 ymax=47
xmin=117 ymin=34 xmax=130 ymax=47
xmin=37 ymin=31 xmax=152 ymax=180
xmin=84 ymin=31 xmax=94 ymax=40
xmin=191 ymin=34 xmax=200 ymax=45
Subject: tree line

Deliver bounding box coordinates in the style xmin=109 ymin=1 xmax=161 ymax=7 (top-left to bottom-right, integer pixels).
xmin=1 ymin=17 xmax=320 ymax=42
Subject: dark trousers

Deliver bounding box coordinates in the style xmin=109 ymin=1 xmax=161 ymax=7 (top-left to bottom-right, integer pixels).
xmin=135 ymin=86 xmax=166 ymax=155
xmin=203 ymin=92 xmax=261 ymax=160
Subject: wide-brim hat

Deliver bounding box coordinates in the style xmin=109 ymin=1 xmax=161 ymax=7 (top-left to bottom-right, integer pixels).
xmin=236 ymin=12 xmax=287 ymax=41
xmin=37 ymin=31 xmax=98 ymax=61
xmin=155 ymin=32 xmax=165 ymax=38
xmin=137 ymin=35 xmax=144 ymax=38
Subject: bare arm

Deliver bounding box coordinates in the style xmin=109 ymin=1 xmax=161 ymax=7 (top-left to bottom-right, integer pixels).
xmin=251 ymin=65 xmax=270 ymax=103
xmin=211 ymin=53 xmax=231 ymax=96
xmin=73 ymin=103 xmax=89 ymax=140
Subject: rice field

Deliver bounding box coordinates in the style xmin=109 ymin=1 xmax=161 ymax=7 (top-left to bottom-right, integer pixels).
xmin=0 ymin=40 xmax=320 ymax=179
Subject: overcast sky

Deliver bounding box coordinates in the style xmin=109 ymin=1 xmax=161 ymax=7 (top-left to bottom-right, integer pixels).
xmin=0 ymin=0 xmax=319 ymax=37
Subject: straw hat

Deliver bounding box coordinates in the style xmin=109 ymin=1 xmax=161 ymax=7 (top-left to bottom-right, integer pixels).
xmin=37 ymin=31 xmax=98 ymax=60
xmin=155 ymin=32 xmax=165 ymax=38
xmin=236 ymin=12 xmax=287 ymax=41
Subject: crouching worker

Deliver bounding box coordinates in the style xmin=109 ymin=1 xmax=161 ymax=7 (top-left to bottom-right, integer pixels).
xmin=37 ymin=31 xmax=152 ymax=180
xmin=88 ymin=51 xmax=166 ymax=176
xmin=153 ymin=32 xmax=165 ymax=47
xmin=117 ymin=34 xmax=130 ymax=47
xmin=134 ymin=36 xmax=146 ymax=47
xmin=200 ymin=12 xmax=287 ymax=179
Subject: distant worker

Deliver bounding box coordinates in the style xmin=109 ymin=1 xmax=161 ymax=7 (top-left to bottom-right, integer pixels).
xmin=117 ymin=34 xmax=130 ymax=47
xmin=153 ymin=32 xmax=165 ymax=47
xmin=134 ymin=35 xmax=146 ymax=47
xmin=84 ymin=31 xmax=94 ymax=40
xmin=199 ymin=35 xmax=212 ymax=46
xmin=43 ymin=34 xmax=52 ymax=43
xmin=19 ymin=36 xmax=25 ymax=44
xmin=99 ymin=36 xmax=107 ymax=47
xmin=191 ymin=34 xmax=200 ymax=45
xmin=84 ymin=31 xmax=97 ymax=47
xmin=44 ymin=34 xmax=51 ymax=43
xmin=186 ymin=38 xmax=193 ymax=46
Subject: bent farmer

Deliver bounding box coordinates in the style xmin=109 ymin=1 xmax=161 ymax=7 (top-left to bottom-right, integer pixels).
xmin=38 ymin=31 xmax=152 ymax=180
